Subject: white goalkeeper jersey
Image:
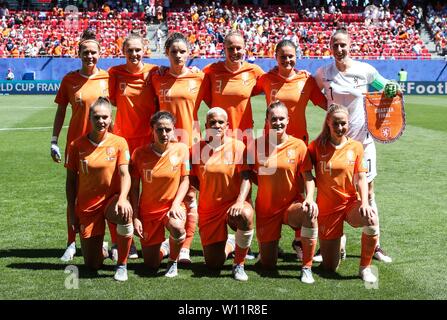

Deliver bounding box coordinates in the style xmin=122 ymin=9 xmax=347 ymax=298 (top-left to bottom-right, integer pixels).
xmin=315 ymin=60 xmax=379 ymax=144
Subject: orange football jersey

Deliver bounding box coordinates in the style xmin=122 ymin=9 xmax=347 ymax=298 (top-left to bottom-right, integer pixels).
xmin=252 ymin=135 xmax=312 ymax=217
xmin=202 ymin=61 xmax=264 ymax=136
xmin=308 ymin=138 xmax=367 ymax=215
xmin=55 ymin=69 xmax=109 ymax=146
xmin=255 ymin=69 xmax=327 ymax=145
xmin=191 ymin=137 xmax=247 ymax=216
xmin=108 ymin=63 xmax=157 ymax=139
xmin=151 ymin=69 xmax=205 ymax=147
xmin=130 ymin=142 xmax=190 ymax=218
xmin=65 ymin=133 xmax=130 ymax=214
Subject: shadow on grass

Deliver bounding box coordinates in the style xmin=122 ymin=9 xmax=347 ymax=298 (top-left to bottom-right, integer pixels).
xmin=312 ymin=265 xmax=359 ymax=280
xmin=5 ymin=262 xmax=114 ymax=279
xmin=0 ymin=248 xmax=71 ymax=259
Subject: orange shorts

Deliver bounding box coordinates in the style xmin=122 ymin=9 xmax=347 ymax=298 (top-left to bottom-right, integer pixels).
xmin=77 ymin=197 xmax=116 ymax=239
xmin=256 ymin=210 xmax=292 ymax=243
xmin=198 ymin=205 xmax=231 ymax=247
xmin=318 ymin=201 xmax=360 ymax=240
xmin=139 ymin=212 xmax=169 ymax=247
xmin=126 ymin=136 xmax=151 ymax=155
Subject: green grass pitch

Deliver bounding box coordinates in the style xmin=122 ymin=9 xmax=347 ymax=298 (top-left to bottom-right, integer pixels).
xmin=0 ymin=94 xmax=446 ymax=300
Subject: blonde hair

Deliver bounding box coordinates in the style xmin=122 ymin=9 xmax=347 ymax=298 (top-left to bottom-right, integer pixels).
xmin=122 ymin=30 xmax=144 ymax=53
xmin=316 ymin=103 xmax=349 ymax=147
xmin=265 ymin=100 xmax=288 ymax=119
xmin=224 ymin=31 xmax=245 ymax=46
xmin=207 ymin=107 xmax=228 ymax=121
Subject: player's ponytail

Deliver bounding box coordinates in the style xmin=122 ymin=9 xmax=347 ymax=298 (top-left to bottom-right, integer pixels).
xmin=79 ymin=28 xmax=101 ymax=53
xmin=89 ymin=96 xmax=114 ymax=132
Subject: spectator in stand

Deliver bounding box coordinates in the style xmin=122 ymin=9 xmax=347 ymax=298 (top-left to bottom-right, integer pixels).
xmin=6 ymin=67 xmax=14 ymax=80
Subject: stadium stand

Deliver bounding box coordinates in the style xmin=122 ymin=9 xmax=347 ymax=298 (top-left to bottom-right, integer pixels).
xmin=0 ymin=0 xmax=435 ymax=59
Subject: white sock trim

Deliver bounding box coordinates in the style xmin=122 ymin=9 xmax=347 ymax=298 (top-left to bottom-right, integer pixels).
xmin=363 ymin=225 xmax=379 ymax=236
xmin=117 ymin=223 xmax=134 ymax=237
xmin=235 ymin=229 xmax=254 ymax=249
xmin=301 ymin=226 xmax=318 ymax=240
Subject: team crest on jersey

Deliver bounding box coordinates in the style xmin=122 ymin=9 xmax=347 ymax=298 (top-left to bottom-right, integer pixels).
xmin=106 ymin=147 xmax=115 ymax=155
xmin=287 ymin=148 xmax=296 ymax=163
xmin=100 ymin=80 xmax=107 ymax=91
xmin=188 ymin=80 xmax=198 ymax=93
xmin=346 ymin=149 xmax=355 ymax=165
xmin=241 ymin=73 xmax=250 ymax=86
xmin=170 ymin=154 xmax=180 ymax=166
xmin=170 ymin=154 xmax=180 ymax=171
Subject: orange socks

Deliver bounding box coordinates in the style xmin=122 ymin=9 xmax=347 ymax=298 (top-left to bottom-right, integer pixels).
xmin=360 ymin=233 xmax=379 ymax=267
xmin=116 ymin=234 xmax=132 ymax=266
xmin=301 ymin=237 xmax=317 ymax=268
xmin=108 ymin=221 xmax=118 ymax=245
xmin=234 ymin=245 xmax=249 ymax=266
xmin=169 ymin=236 xmax=183 ymax=261
xmin=182 ymin=211 xmax=197 ymax=250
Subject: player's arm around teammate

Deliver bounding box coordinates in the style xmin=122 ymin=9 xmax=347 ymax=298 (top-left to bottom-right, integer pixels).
xmin=130 ymin=111 xmax=189 ymax=277
xmin=65 ymin=97 xmax=134 ymax=281
xmin=190 ymin=107 xmax=254 ymax=281
xmin=251 ymin=101 xmax=318 ymax=284
xmin=309 ymin=104 xmax=379 ymax=283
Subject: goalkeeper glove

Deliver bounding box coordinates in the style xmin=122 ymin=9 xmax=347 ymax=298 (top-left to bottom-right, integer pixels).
xmin=384 ymin=81 xmax=399 ymax=98
xmin=51 ymin=140 xmax=61 ymax=163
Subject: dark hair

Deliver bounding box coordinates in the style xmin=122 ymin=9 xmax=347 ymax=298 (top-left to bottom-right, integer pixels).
xmin=164 ymin=32 xmax=189 ymax=54
xmin=79 ymin=29 xmax=100 ymax=52
xmin=150 ymin=111 xmax=176 ymax=128
xmin=123 ymin=30 xmax=144 ymax=53
xmin=275 ymin=39 xmax=297 ymax=56
xmin=265 ymin=100 xmax=288 ymax=119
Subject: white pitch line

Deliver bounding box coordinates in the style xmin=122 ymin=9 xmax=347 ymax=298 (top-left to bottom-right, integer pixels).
xmin=0 ymin=126 xmax=68 ymax=131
